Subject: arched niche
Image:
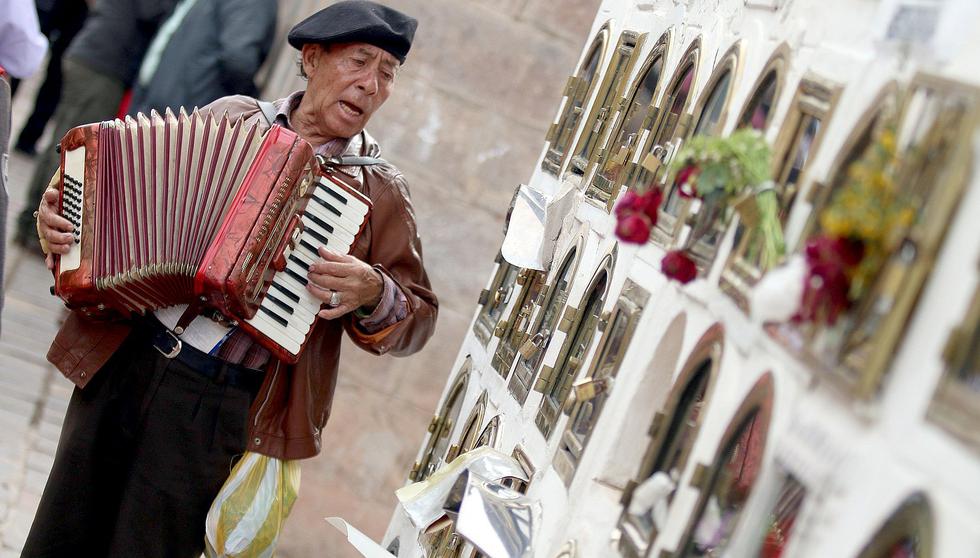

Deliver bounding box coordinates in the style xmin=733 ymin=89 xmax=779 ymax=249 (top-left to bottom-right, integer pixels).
xmin=587 ymin=29 xmax=673 ymax=205
xmin=567 ymin=29 xmax=648 ymax=178
xmin=410 ymin=358 xmax=472 ymax=482
xmin=721 ymin=74 xmax=842 ymax=309
xmin=624 ymin=37 xmax=703 ymax=196
xmin=509 ymin=241 xmax=584 ymax=404
xmin=601 ymin=311 xmax=687 ymax=482
xmin=534 ymin=250 xmax=617 ymax=439
xmin=660 ymin=41 xmax=746 ymax=264
xmin=856 ymin=493 xmax=934 ymax=558
xmin=473 ymin=254 xmax=521 ymax=345
xmin=554 ymin=278 xmax=652 ymax=485
xmin=491 ymin=268 xmax=547 ymax=377
xmin=616 ymin=324 xmax=725 ymax=557
xmin=676 ymin=372 xmax=776 ymax=556
xmin=736 ymin=43 xmax=791 ymax=132
xmin=689 ymin=40 xmax=744 ymax=138
xmin=446 ymin=390 xmax=490 ymax=463
xmin=542 ymin=23 xmax=612 ymax=175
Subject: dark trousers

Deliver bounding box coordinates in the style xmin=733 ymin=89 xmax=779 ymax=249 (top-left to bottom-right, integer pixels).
xmin=22 ymin=325 xmax=258 ymax=557
xmin=15 ymin=58 xmax=124 ymax=249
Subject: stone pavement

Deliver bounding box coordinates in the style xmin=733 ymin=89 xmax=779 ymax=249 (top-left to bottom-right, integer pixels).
xmin=0 ymin=70 xmax=72 ymax=555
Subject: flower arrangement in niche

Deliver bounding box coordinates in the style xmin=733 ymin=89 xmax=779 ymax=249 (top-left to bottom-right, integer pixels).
xmin=795 ymin=122 xmax=913 ymax=325
xmin=615 ymin=129 xmax=778 ymax=284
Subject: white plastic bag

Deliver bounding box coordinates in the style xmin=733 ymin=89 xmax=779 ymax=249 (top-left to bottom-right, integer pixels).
xmin=205 ymin=452 xmax=301 ymax=558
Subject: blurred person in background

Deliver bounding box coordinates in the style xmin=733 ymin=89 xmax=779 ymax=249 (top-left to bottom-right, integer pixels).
xmin=0 ymin=0 xmax=47 ymax=334
xmin=129 ymin=0 xmax=277 ymax=116
xmin=13 ymin=0 xmax=91 ymax=157
xmin=13 ymin=0 xmax=179 ymax=250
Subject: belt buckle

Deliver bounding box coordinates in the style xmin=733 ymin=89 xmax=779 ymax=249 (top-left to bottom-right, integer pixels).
xmin=154 ymin=329 xmax=183 ymax=359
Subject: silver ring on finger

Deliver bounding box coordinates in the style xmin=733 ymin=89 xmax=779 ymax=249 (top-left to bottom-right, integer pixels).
xmin=329 ymin=290 xmax=342 ymax=307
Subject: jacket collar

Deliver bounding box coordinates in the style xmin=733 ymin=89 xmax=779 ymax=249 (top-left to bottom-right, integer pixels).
xmin=273 ymin=91 xmax=382 ymax=180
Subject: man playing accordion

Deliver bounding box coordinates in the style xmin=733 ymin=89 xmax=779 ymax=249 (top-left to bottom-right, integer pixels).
xmin=26 ymin=2 xmax=437 ymax=555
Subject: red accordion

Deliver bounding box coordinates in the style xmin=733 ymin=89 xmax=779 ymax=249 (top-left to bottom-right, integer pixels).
xmin=53 ymin=109 xmax=372 ymax=363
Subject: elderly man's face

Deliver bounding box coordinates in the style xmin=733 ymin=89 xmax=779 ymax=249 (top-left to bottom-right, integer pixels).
xmin=301 ymin=42 xmax=398 ymax=139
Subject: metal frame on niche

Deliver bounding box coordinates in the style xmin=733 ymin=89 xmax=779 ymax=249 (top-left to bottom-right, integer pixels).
xmin=410 ymin=359 xmax=472 ymax=482
xmin=785 ymin=75 xmax=979 ymax=399
xmin=585 ymin=29 xmax=673 ymax=206
xmin=928 ymin=277 xmax=980 ymax=453
xmin=855 ymin=493 xmax=934 ymax=558
xmin=616 ymin=326 xmax=725 ymax=558
xmin=473 ymin=253 xmax=520 ymax=345
xmin=628 ymin=37 xmax=703 ymax=246
xmin=534 ymin=251 xmax=616 ymax=439
xmin=659 ymin=40 xmax=748 ymax=263
xmin=554 ymin=279 xmax=650 ymax=486
xmin=509 ymin=241 xmax=584 ymax=404
xmin=721 ymin=74 xmax=842 ymax=309
xmin=491 ymin=269 xmax=547 ymax=376
xmin=566 ymin=29 xmax=649 ymax=180
xmin=673 ymin=372 xmax=775 ymax=557
xmin=543 ymin=23 xmax=612 ymax=176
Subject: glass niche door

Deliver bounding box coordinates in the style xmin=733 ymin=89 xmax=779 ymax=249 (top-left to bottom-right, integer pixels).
xmin=542 ymin=26 xmax=610 ymax=175
xmin=553 ymin=279 xmax=649 ymax=485
xmin=586 ymin=32 xmax=669 ymax=206
xmin=534 ymin=264 xmax=611 ymax=439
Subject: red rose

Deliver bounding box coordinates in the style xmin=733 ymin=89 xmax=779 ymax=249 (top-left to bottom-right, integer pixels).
xmin=615 ymin=212 xmax=652 ymax=244
xmin=795 ymin=235 xmax=864 ymax=325
xmin=642 ymin=188 xmax=664 ymax=225
xmin=661 ymin=249 xmax=698 ymax=284
xmin=615 ymin=190 xmax=648 ymax=217
xmin=675 ymin=165 xmax=700 ymax=198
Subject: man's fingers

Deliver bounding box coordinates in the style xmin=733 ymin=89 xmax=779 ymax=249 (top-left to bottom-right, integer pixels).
xmin=307 ymin=259 xmax=352 ymax=277
xmin=317 ymin=305 xmax=353 ymax=320
xmin=316 ymin=246 xmax=350 ymax=262
xmin=42 ymin=187 xmax=60 ymax=203
xmin=306 ymin=272 xmax=345 ymax=293
xmin=41 ymin=211 xmax=75 ymax=233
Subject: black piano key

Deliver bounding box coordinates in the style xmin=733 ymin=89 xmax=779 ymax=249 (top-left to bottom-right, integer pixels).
xmin=304 ymin=226 xmax=330 ymax=246
xmin=285 ymin=267 xmax=308 ymax=286
xmin=271 ymin=282 xmax=301 ymax=303
xmin=265 ymin=293 xmax=293 ymax=314
xmin=310 ymin=194 xmax=342 ymax=217
xmin=304 ymin=212 xmax=334 ymax=234
xmin=299 ymin=239 xmax=320 ymax=255
xmin=259 ymin=305 xmax=289 ymax=327
xmin=321 ymin=185 xmax=347 ymax=205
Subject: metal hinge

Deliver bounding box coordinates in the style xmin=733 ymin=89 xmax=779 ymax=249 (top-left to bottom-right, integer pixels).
xmin=648 ymin=411 xmax=666 ymax=437
xmin=689 ymin=462 xmax=710 ymax=490
xmin=557 ymin=306 xmax=580 ymax=333
xmin=478 ymin=289 xmax=490 ymax=306
xmin=533 ymin=365 xmax=555 ymax=393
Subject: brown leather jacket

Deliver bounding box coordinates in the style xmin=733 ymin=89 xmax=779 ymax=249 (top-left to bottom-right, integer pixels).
xmin=45 ymin=95 xmax=438 ymax=459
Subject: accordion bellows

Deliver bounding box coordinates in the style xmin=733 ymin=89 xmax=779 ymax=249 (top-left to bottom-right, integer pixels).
xmin=54 ymin=109 xmax=372 ymax=362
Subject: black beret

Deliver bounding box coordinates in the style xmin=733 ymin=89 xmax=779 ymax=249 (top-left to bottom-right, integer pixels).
xmin=288 ymin=1 xmax=418 ymax=64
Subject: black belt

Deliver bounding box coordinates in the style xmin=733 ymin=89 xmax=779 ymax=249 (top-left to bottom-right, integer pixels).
xmin=142 ymin=317 xmax=265 ymax=395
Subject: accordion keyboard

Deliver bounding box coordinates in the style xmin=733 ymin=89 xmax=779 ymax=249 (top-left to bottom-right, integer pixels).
xmin=245 ymin=176 xmax=371 ymax=356
xmin=60 ymin=146 xmax=86 ymax=273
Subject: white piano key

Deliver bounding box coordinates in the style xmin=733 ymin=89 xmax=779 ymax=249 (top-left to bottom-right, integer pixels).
xmin=300 ymin=214 xmax=355 ymax=251
xmin=246 ymin=312 xmax=303 ymax=355
xmin=316 ymin=176 xmax=370 ymax=216
xmin=309 ymin=188 xmax=365 ymax=236
xmin=302 ymin=198 xmax=360 ymax=242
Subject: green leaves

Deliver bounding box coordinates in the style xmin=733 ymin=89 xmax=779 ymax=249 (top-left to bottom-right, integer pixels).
xmin=668 ymin=128 xmax=773 ymax=199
